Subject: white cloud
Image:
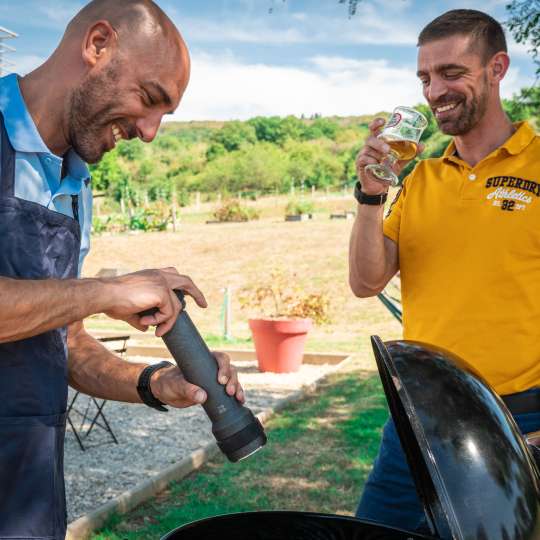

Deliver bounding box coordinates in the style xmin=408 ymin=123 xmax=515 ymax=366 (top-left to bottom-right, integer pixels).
xmin=12 ymin=54 xmax=45 ymax=76
xmin=501 ymin=66 xmax=535 ymax=98
xmin=508 ymin=38 xmax=535 ymax=60
xmin=170 ymin=52 xmax=424 ymax=122
xmin=167 ymin=50 xmax=535 ymax=122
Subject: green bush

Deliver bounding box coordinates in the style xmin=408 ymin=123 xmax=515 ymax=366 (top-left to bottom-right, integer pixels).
xmin=129 ymin=208 xmax=170 ymax=232
xmin=91 ymin=214 xmax=129 ymax=234
xmin=213 ymin=200 xmax=260 ymax=222
xmin=285 ymin=198 xmax=315 ymax=216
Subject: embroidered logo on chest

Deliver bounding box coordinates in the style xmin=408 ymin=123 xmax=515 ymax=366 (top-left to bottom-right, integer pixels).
xmin=485 ymin=176 xmax=539 ymax=212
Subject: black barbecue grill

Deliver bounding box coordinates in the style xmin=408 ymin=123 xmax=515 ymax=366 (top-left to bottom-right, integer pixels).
xmin=161 ymin=337 xmax=540 ymax=540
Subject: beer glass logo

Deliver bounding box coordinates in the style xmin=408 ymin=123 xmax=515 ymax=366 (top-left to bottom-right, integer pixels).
xmin=386 ymin=112 xmax=402 ymax=129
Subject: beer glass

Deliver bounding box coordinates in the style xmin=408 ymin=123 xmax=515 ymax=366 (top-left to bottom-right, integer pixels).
xmin=365 ymin=106 xmax=428 ymax=187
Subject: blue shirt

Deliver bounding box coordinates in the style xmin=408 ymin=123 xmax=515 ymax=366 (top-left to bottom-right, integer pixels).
xmin=0 ymin=74 xmax=92 ymax=274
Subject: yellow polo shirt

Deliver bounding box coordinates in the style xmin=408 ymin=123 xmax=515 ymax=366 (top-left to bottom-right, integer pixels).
xmin=384 ymin=121 xmax=540 ymax=395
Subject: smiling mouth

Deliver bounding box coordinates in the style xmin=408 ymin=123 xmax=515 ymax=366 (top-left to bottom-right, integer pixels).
xmin=111 ymin=123 xmax=123 ymax=144
xmin=434 ymin=102 xmax=460 ymax=117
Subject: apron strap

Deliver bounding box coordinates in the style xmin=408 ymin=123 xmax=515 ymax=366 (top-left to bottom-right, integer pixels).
xmin=0 ymin=112 xmax=15 ymax=198
xmin=71 ymin=194 xmax=79 ymax=222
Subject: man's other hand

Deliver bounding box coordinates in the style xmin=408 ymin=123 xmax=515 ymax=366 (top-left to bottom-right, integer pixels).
xmin=149 ymin=351 xmax=245 ymax=408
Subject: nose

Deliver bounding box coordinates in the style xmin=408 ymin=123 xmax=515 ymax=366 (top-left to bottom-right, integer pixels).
xmin=135 ymin=112 xmax=163 ymax=143
xmin=425 ymin=76 xmax=448 ymax=104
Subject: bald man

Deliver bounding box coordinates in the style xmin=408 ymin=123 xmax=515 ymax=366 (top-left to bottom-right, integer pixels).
xmin=0 ymin=2 xmax=243 ymax=537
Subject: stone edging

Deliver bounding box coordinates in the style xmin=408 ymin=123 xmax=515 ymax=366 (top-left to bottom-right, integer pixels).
xmin=66 ymin=355 xmax=353 ymax=540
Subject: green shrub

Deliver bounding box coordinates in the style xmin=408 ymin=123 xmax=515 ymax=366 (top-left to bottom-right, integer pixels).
xmin=213 ymin=200 xmax=260 ymax=222
xmin=129 ymin=208 xmax=170 ymax=232
xmin=285 ymin=198 xmax=315 ymax=216
xmin=91 ymin=214 xmax=129 ymax=234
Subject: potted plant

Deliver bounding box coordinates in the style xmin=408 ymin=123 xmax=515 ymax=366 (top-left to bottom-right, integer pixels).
xmin=285 ymin=198 xmax=315 ymax=222
xmin=239 ymin=270 xmax=330 ymax=373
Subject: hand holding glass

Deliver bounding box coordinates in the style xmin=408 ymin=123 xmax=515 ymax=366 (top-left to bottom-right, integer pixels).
xmin=365 ymin=106 xmax=428 ymax=187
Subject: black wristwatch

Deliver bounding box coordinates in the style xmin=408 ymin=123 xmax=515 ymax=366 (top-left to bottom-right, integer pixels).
xmin=354 ymin=181 xmax=388 ymax=205
xmin=137 ymin=360 xmax=173 ymax=412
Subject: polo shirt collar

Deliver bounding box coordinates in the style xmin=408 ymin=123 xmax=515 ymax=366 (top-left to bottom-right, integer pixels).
xmin=0 ymin=73 xmax=90 ymax=183
xmin=443 ymin=121 xmax=535 ymax=162
xmin=500 ymin=121 xmax=535 ymax=155
xmin=0 ymin=73 xmax=51 ymax=154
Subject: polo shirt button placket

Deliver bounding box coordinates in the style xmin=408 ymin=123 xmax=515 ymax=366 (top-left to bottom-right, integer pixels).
xmin=460 ymin=169 xmax=482 ymax=201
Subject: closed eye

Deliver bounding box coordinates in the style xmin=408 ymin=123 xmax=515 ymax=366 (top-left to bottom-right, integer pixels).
xmin=443 ymin=70 xmax=464 ymax=79
xmin=141 ymin=90 xmax=154 ymax=107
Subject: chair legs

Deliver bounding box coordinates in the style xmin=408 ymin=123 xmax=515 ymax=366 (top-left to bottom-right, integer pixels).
xmin=67 ymin=391 xmax=119 ymax=450
xmin=85 ymin=398 xmax=119 ymax=444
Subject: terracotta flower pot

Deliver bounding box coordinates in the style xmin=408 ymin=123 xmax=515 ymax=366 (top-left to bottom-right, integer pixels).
xmin=248 ymin=318 xmax=312 ymax=373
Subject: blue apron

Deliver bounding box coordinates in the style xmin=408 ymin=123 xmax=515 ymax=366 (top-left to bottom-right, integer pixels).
xmin=0 ymin=112 xmax=81 ymax=539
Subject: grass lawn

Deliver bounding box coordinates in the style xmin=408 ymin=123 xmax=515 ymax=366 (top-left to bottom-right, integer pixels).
xmin=91 ymin=367 xmax=389 ymax=539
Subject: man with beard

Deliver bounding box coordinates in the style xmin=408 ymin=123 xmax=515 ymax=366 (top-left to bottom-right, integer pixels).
xmin=0 ymin=1 xmax=244 ymax=538
xmin=349 ymin=9 xmax=540 ymax=532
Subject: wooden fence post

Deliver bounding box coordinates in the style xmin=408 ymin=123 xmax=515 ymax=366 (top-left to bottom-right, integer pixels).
xmin=171 ymin=189 xmax=178 ymax=232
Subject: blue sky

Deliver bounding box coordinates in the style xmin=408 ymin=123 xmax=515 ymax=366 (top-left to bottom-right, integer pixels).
xmin=1 ymin=0 xmax=537 ymax=121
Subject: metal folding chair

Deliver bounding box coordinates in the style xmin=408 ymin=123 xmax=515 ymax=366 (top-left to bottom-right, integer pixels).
xmin=67 ymin=335 xmax=130 ymax=451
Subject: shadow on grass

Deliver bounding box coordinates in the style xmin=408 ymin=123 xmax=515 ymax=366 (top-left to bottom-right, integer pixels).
xmin=92 ymin=370 xmax=388 ymax=540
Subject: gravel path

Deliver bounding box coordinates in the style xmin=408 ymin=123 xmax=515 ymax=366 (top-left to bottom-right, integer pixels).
xmin=65 ymin=358 xmax=340 ymax=522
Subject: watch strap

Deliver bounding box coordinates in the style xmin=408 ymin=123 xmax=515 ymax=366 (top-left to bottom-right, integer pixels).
xmin=137 ymin=360 xmax=173 ymax=412
xmin=354 ymin=181 xmax=388 ymax=205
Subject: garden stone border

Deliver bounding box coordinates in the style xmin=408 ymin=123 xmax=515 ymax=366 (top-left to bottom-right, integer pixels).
xmin=66 ymin=351 xmax=353 ymax=540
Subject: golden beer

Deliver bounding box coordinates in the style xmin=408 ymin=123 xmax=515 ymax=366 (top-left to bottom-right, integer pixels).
xmin=365 ymin=106 xmax=427 ymax=186
xmin=383 ymin=138 xmax=418 ymax=161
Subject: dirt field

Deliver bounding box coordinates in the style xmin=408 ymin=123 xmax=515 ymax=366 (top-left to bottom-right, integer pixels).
xmin=83 ymin=210 xmax=402 ymax=354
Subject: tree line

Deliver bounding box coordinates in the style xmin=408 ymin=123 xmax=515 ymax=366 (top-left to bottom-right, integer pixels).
xmin=89 ymin=88 xmax=540 ymax=208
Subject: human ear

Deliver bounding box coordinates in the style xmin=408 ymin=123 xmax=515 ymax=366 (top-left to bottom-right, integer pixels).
xmin=488 ymin=51 xmax=510 ymax=83
xmin=81 ymin=20 xmax=117 ymax=67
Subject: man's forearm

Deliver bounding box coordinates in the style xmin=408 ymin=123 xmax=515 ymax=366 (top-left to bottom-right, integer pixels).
xmin=349 ymin=204 xmax=395 ymax=296
xmin=0 ymin=277 xmax=109 ymax=343
xmin=67 ymin=322 xmax=145 ymax=402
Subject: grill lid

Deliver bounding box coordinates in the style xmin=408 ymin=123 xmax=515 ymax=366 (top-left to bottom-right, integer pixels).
xmin=371 ymin=337 xmax=540 ymax=540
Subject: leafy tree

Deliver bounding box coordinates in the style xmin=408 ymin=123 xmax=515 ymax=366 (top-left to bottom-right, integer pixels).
xmin=285 ymin=140 xmax=346 ymax=188
xmin=89 ymin=151 xmax=125 ymax=192
xmin=286 ymin=142 xmax=317 ymax=186
xmin=248 ymin=116 xmax=287 ymax=145
xmin=232 ymin=143 xmax=290 ymax=192
xmin=280 ymin=115 xmax=305 ymax=140
xmin=135 ymin=160 xmax=155 ymax=183
xmin=154 ymin=135 xmax=183 ymax=152
xmin=205 ymin=142 xmax=227 ymax=161
xmin=210 ymin=121 xmax=257 ymax=152
xmin=197 ymin=143 xmax=289 ymax=194
xmin=116 ymin=139 xmax=144 ymax=161
xmin=303 ymin=117 xmax=340 ymax=140
xmin=502 ymin=87 xmax=540 ymax=124
xmin=310 ymin=151 xmax=345 ymax=187
xmin=506 ymin=0 xmax=540 ymax=76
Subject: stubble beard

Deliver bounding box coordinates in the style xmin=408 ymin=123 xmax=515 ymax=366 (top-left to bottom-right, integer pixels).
xmin=68 ymin=61 xmax=120 ymax=164
xmin=437 ymin=74 xmax=490 ymax=137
